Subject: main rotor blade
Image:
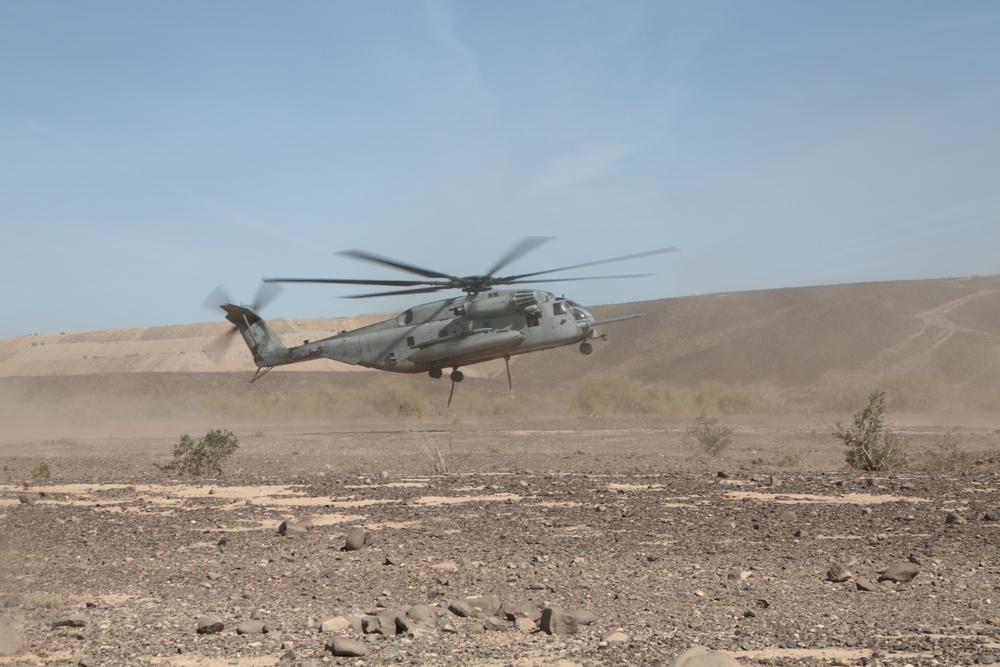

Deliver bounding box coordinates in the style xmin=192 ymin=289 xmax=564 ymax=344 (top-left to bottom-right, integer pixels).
xmin=504 ymin=273 xmax=655 ymax=285
xmin=338 ymin=249 xmax=456 ymax=281
xmin=499 ymin=246 xmax=678 ymax=283
xmin=483 ymin=236 xmax=554 ymax=277
xmin=342 ymin=285 xmax=451 ymax=299
xmin=264 ymin=277 xmax=443 ymax=288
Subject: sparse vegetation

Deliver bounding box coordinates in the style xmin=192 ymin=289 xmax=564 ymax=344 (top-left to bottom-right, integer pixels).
xmin=400 ymin=405 xmax=471 ymax=474
xmin=31 ymin=461 xmax=51 ymax=481
xmin=835 ymin=390 xmax=906 ymax=471
xmin=817 ymin=367 xmax=946 ymax=413
xmin=572 ymin=375 xmax=776 ymax=417
xmin=366 ymin=376 xmax=429 ymax=416
xmin=685 ymin=410 xmax=734 ymax=456
xmin=909 ymin=429 xmax=979 ymax=472
xmin=158 ymin=429 xmax=240 ymax=477
xmin=22 ymin=591 xmax=63 ymax=609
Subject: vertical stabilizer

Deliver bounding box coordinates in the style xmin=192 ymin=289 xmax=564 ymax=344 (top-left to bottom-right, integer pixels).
xmin=220 ymin=304 xmax=289 ymax=367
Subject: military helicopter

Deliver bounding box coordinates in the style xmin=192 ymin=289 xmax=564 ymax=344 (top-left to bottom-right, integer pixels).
xmin=207 ymin=237 xmax=676 ymax=404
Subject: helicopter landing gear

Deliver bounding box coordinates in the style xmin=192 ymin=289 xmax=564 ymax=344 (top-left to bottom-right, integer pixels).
xmin=429 ymin=366 xmax=443 ymax=379
xmin=447 ymin=367 xmax=464 ymax=407
xmin=579 ymin=341 xmax=593 ymax=355
xmin=504 ymin=355 xmax=515 ymax=400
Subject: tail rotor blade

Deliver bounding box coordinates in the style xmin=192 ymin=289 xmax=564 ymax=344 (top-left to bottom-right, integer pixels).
xmin=202 ymin=285 xmax=233 ymax=311
xmin=252 ymin=281 xmax=283 ymax=311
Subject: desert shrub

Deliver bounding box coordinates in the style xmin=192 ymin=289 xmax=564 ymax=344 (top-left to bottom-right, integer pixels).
xmin=959 ymin=376 xmax=1000 ymax=413
xmin=398 ymin=405 xmax=471 ymax=473
xmin=909 ymin=429 xmax=979 ymax=472
xmin=365 ymin=376 xmax=428 ymax=416
xmin=571 ymin=374 xmax=695 ymax=415
xmin=695 ymin=380 xmax=773 ymax=415
xmin=835 ymin=390 xmax=906 ymax=471
xmin=816 ymin=370 xmax=871 ymax=413
xmin=159 ymin=429 xmax=239 ymax=477
xmin=31 ymin=461 xmax=51 ymax=481
xmin=880 ymin=368 xmax=944 ymax=411
xmin=22 ymin=591 xmax=63 ymax=609
xmin=685 ymin=410 xmax=733 ymax=456
xmin=572 ymin=374 xmax=654 ymax=414
xmin=572 ymin=375 xmax=777 ymax=417
xmin=817 ymin=368 xmax=945 ymax=413
xmin=450 ymin=389 xmax=526 ymax=416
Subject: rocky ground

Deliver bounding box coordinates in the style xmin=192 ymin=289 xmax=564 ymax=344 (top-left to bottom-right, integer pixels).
xmin=2 ymin=416 xmax=1000 ymax=667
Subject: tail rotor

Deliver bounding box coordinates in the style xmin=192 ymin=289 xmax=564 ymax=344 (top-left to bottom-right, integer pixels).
xmin=202 ymin=282 xmax=283 ymax=361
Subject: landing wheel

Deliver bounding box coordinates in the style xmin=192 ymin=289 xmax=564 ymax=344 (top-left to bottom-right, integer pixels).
xmin=429 ymin=366 xmax=443 ymax=379
xmin=450 ymin=369 xmax=464 ymax=382
xmin=579 ymin=342 xmax=593 ymax=355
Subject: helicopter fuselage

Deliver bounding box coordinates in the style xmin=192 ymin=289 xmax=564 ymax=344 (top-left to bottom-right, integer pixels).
xmin=271 ymin=289 xmax=596 ymax=374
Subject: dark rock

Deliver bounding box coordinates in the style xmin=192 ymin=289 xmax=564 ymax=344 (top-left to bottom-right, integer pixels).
xmin=326 ymin=636 xmax=369 ymax=657
xmin=672 ymin=645 xmax=742 ymax=667
xmin=196 ymin=615 xmax=224 ymax=634
xmin=826 ymin=562 xmax=853 ymax=582
xmin=448 ymin=599 xmax=476 ymax=618
xmin=484 ymin=616 xmax=508 ymax=631
xmin=540 ymin=607 xmax=578 ymax=635
xmin=878 ymin=562 xmax=920 ymax=583
xmin=855 ymin=578 xmax=877 ymax=592
xmin=320 ymin=616 xmax=351 ymax=633
xmin=361 ymin=614 xmax=396 ymax=636
xmin=236 ymin=620 xmax=266 ymax=635
xmin=52 ymin=614 xmax=86 ymax=629
xmin=514 ymin=617 xmax=537 ymax=633
xmin=405 ymin=604 xmax=437 ymax=628
xmin=278 ymin=520 xmax=308 ymax=537
xmin=466 ymin=594 xmax=502 ymax=616
xmin=501 ymin=599 xmax=542 ymax=621
xmin=344 ymin=527 xmax=374 ymax=551
xmin=566 ymin=609 xmax=598 ymax=625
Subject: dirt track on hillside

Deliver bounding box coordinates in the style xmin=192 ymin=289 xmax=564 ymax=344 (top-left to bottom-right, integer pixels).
xmin=3 ymin=416 xmax=1000 ymax=667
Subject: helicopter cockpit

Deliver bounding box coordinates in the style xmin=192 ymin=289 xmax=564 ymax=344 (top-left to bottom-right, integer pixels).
xmin=552 ymin=298 xmax=593 ymax=324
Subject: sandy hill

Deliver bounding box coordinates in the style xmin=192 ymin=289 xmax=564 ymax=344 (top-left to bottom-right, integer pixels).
xmin=527 ymin=275 xmax=1000 ymax=392
xmin=2 ymin=275 xmax=998 ymax=396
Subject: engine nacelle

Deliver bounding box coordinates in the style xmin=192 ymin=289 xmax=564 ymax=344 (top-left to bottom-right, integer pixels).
xmin=457 ymin=291 xmax=539 ymax=318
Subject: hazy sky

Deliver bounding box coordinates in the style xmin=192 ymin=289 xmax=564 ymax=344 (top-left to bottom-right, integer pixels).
xmin=2 ymin=1 xmax=998 ymax=338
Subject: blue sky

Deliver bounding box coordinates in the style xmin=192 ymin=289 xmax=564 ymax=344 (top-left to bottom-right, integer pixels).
xmin=2 ymin=1 xmax=998 ymax=338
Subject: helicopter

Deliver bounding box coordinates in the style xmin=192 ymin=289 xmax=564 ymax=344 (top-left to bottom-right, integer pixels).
xmin=208 ymin=237 xmax=677 ymax=404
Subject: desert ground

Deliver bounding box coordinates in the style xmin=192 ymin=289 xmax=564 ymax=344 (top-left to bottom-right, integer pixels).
xmin=2 ymin=276 xmax=1000 ymax=667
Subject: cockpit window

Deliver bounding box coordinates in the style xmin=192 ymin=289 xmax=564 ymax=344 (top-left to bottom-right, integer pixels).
xmin=553 ymin=301 xmax=569 ymax=315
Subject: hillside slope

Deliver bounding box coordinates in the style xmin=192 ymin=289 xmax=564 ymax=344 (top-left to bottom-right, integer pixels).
xmin=2 ymin=276 xmax=998 ymax=394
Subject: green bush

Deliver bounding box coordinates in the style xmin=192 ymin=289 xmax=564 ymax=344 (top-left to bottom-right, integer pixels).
xmin=685 ymin=410 xmax=733 ymax=456
xmin=31 ymin=461 xmax=51 ymax=481
xmin=160 ymin=429 xmax=240 ymax=476
xmin=835 ymin=390 xmax=905 ymax=471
